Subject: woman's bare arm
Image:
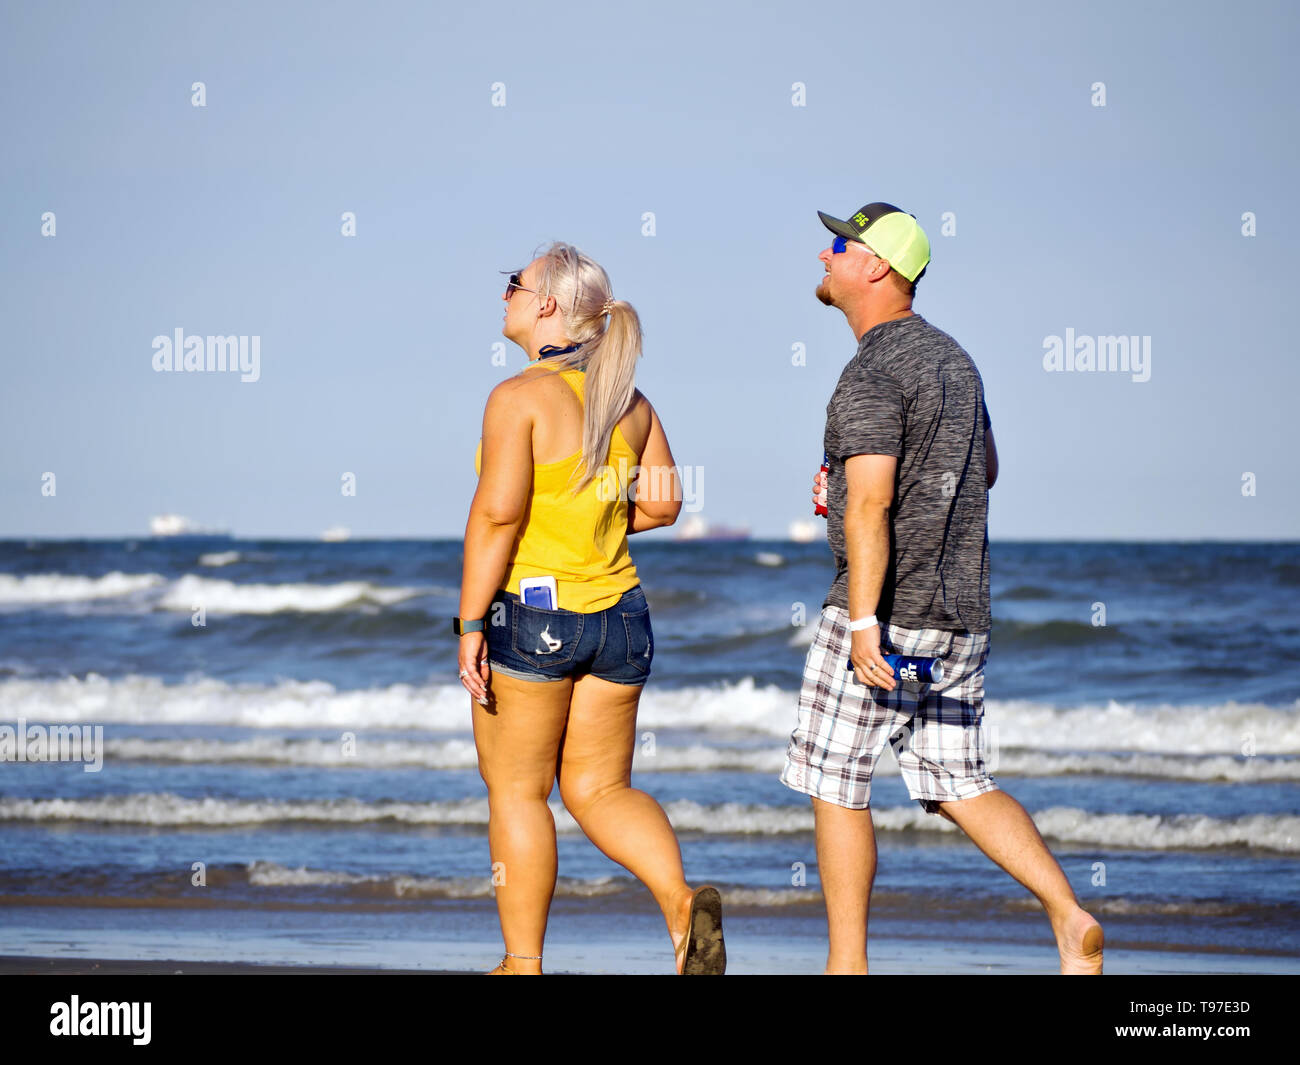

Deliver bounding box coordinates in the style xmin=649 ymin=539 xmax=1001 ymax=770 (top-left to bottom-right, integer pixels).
xmin=628 ymin=398 xmax=682 ymax=533
xmin=459 ymin=381 xmax=533 ymax=621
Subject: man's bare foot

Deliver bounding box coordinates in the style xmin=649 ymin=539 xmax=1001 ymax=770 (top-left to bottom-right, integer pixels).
xmin=1055 ymin=908 xmax=1104 ymax=974
xmin=823 ymin=954 xmax=869 ymax=975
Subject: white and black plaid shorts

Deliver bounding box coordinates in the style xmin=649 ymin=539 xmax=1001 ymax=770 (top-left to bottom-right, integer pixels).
xmin=780 ymin=606 xmax=999 ymax=812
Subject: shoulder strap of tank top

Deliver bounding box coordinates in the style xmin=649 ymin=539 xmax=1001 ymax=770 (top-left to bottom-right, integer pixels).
xmin=524 ymin=360 xmax=585 ymax=402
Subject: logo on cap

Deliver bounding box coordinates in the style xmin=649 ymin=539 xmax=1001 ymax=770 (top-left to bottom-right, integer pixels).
xmin=852 ymin=212 xmax=869 ymax=228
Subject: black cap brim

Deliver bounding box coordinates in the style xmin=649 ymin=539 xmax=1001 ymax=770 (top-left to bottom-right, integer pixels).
xmin=818 ymin=210 xmax=867 ymax=246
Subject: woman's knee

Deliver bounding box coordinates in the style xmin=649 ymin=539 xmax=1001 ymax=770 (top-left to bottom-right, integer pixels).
xmin=487 ymin=787 xmax=557 ymax=818
xmin=558 ymin=774 xmax=622 ymax=820
xmin=480 ymin=762 xmax=555 ymax=804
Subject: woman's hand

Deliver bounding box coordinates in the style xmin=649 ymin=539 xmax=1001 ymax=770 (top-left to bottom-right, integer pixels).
xmin=458 ymin=632 xmax=490 ymax=706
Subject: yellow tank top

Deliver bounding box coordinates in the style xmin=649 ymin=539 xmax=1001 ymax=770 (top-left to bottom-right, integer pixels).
xmin=474 ymin=363 xmax=640 ymax=613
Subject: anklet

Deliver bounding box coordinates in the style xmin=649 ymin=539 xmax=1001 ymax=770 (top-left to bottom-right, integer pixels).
xmin=496 ymin=950 xmax=542 ymax=975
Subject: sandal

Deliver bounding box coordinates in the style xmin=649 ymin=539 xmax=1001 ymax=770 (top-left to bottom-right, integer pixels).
xmin=677 ymin=886 xmax=726 ymax=975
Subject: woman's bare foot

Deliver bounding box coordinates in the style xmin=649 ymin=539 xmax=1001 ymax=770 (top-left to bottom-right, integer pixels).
xmin=666 ymin=885 xmax=726 ymax=974
xmin=667 ymin=885 xmax=696 ymax=974
xmin=1054 ymin=908 xmax=1104 ymax=974
xmin=485 ymin=954 xmax=541 ymax=975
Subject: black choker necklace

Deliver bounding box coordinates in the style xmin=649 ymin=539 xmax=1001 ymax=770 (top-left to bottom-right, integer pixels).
xmin=537 ymin=343 xmax=581 ymax=360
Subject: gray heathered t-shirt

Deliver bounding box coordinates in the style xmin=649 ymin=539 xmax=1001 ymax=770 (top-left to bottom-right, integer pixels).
xmin=822 ymin=313 xmax=991 ymax=633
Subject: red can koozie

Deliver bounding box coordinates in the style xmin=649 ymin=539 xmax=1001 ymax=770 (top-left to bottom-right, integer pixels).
xmin=814 ymin=451 xmax=829 ymax=517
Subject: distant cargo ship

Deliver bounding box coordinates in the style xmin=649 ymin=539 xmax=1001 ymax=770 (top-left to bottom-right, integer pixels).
xmin=674 ymin=516 xmax=751 ymax=542
xmin=148 ymin=514 xmax=231 ymax=538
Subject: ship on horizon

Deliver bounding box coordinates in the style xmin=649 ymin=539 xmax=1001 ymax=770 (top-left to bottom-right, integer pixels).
xmin=674 ymin=515 xmax=751 ymax=542
xmin=148 ymin=514 xmax=232 ymax=539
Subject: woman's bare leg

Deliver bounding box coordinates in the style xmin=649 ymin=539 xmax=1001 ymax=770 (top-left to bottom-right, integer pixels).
xmin=555 ymin=672 xmax=697 ymax=971
xmin=471 ymin=671 xmax=574 ymax=974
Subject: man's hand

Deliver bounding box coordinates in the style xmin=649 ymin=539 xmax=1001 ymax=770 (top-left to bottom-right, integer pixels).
xmin=812 ymin=468 xmax=828 ymax=510
xmin=849 ymin=624 xmax=896 ymax=691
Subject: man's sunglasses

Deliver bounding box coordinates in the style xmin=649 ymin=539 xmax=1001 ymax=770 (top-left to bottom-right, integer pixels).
xmin=831 ymin=235 xmax=878 ymax=257
xmin=504 ymin=272 xmax=539 ymax=298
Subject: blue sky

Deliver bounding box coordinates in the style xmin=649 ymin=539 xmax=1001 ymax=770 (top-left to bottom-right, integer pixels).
xmin=2 ymin=0 xmax=1297 ymax=539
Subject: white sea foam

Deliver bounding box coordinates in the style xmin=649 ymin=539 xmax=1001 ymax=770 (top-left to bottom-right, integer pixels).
xmin=0 ymin=572 xmax=165 ymax=604
xmin=244 ymin=861 xmax=626 ymax=899
xmin=197 ymin=551 xmax=242 ymax=567
xmin=3 ymin=794 xmax=1295 ymax=852
xmin=983 ymin=697 xmax=1300 ymax=756
xmin=246 ymin=860 xmax=376 ymax=886
xmin=4 ymin=676 xmax=1299 ymax=759
xmin=156 ymin=574 xmax=420 ymax=613
xmin=786 ymin=623 xmax=817 ymax=647
xmin=0 ymin=674 xmax=466 ymax=731
xmin=90 ymin=736 xmax=1300 ymax=782
xmin=228 ymin=867 xmax=1283 ymax=912
xmin=0 ymin=794 xmax=497 ymax=828
xmin=243 ymin=863 xmax=794 ymax=903
xmin=102 ymin=735 xmax=483 ymax=769
xmin=0 ymin=571 xmax=423 ymax=613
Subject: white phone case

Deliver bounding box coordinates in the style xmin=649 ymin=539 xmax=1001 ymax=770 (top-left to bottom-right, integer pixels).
xmin=519 ymin=576 xmax=558 ymax=610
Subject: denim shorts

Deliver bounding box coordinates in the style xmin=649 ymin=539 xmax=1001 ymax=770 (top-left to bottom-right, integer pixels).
xmin=485 ymin=584 xmax=653 ymax=685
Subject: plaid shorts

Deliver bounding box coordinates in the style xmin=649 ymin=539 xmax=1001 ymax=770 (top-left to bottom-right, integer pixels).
xmin=780 ymin=606 xmax=999 ymax=813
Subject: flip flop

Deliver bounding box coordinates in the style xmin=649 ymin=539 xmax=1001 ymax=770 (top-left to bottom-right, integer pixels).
xmin=679 ymin=885 xmax=726 ymax=975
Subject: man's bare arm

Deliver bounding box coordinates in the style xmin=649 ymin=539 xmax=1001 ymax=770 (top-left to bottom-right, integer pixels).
xmin=843 ymin=453 xmax=899 ymax=690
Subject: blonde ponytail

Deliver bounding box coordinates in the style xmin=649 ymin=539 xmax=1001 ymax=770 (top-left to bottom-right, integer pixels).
xmin=532 ymin=242 xmax=642 ymax=495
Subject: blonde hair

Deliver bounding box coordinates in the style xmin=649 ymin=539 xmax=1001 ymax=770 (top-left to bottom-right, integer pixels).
xmin=531 ymin=242 xmax=642 ymax=494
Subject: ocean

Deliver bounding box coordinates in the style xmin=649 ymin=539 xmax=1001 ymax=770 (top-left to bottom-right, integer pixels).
xmin=1 ymin=537 xmax=1297 ymax=974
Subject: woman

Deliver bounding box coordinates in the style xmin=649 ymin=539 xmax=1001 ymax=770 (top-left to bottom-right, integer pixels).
xmin=455 ymin=242 xmax=725 ymax=975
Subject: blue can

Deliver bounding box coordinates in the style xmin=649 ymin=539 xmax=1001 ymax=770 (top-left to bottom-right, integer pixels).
xmin=846 ymin=653 xmax=944 ymax=685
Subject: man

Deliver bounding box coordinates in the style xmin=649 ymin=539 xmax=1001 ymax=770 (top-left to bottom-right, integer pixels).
xmin=780 ymin=202 xmax=1104 ymax=975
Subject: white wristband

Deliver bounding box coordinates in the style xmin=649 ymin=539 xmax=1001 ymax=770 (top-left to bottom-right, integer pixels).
xmin=848 ymin=615 xmax=878 ymax=631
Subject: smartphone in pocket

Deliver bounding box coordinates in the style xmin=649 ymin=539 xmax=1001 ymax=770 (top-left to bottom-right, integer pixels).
xmin=519 ymin=576 xmax=558 ymax=610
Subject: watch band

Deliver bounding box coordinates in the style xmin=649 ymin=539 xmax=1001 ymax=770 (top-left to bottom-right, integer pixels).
xmin=848 ymin=615 xmax=878 ymax=631
xmin=453 ymin=617 xmax=485 ymax=635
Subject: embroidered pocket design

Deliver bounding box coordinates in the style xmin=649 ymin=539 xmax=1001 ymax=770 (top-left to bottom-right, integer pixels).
xmin=535 ymin=624 xmax=563 ymax=654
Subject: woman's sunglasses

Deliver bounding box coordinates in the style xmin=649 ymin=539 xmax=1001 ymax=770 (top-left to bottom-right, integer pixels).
xmin=504 ymin=272 xmax=539 ymax=299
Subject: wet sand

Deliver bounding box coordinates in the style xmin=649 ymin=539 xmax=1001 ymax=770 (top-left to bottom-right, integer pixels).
xmin=0 ymin=955 xmax=467 ymax=975
xmin=4 ymin=940 xmax=1295 ymax=976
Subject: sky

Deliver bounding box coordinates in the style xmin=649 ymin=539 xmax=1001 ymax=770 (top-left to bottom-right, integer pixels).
xmin=2 ymin=0 xmax=1297 ymax=540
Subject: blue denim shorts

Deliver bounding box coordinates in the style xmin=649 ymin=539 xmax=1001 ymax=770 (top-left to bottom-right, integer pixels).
xmin=485 ymin=584 xmax=653 ymax=685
